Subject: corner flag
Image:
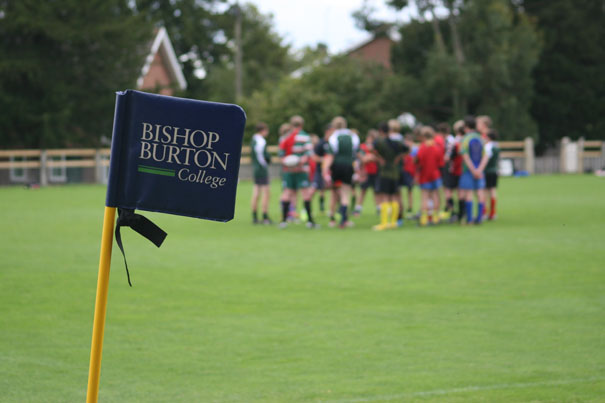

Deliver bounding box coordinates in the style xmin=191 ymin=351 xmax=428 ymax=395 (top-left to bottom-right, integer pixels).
xmin=86 ymin=90 xmax=246 ymax=402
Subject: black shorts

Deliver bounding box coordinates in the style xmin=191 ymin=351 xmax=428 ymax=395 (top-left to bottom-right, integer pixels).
xmin=361 ymin=173 xmax=378 ymax=190
xmin=331 ymin=163 xmax=354 ymax=185
xmin=398 ymin=169 xmax=406 ymax=186
xmin=254 ymin=176 xmax=269 ymax=185
xmin=445 ymin=173 xmax=460 ymax=189
xmin=376 ymin=177 xmax=399 ymax=195
xmin=312 ymin=170 xmax=324 ymax=190
xmin=402 ymin=172 xmax=414 ymax=189
xmin=440 ymin=166 xmax=447 ymax=180
xmin=485 ymin=172 xmax=498 ymax=189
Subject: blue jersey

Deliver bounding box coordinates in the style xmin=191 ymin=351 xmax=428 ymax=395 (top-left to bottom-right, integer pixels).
xmin=461 ymin=132 xmax=483 ymax=171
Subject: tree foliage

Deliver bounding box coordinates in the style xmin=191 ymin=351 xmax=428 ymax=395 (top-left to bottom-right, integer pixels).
xmin=0 ymin=0 xmax=292 ymax=148
xmin=0 ymin=0 xmax=150 ymax=147
xmin=241 ymin=57 xmax=402 ymax=143
xmin=203 ymin=3 xmax=293 ymax=103
xmin=135 ymin=0 xmax=226 ymax=100
xmin=459 ymin=0 xmax=540 ymax=139
xmin=386 ymin=0 xmax=541 ymax=140
xmin=519 ymin=0 xmax=605 ymax=144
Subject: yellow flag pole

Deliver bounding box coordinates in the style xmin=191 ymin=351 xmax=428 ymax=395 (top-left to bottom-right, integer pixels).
xmin=86 ymin=206 xmax=116 ymax=403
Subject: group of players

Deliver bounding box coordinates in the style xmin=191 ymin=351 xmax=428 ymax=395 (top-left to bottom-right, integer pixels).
xmin=250 ymin=114 xmax=500 ymax=230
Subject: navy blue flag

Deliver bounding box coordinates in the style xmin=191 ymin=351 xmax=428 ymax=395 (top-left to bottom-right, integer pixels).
xmin=106 ymin=90 xmax=246 ymax=285
xmin=106 ymin=90 xmax=246 ymax=221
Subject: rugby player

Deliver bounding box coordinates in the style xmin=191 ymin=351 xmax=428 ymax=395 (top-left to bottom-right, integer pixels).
xmin=372 ymin=122 xmax=408 ymax=230
xmin=460 ymin=116 xmax=489 ymax=224
xmin=322 ymin=116 xmax=360 ymax=229
xmin=278 ymin=116 xmax=317 ymax=228
xmin=250 ymin=122 xmax=272 ymax=224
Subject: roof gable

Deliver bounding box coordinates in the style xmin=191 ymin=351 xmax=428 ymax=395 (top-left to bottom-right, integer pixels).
xmin=137 ymin=27 xmax=187 ymax=91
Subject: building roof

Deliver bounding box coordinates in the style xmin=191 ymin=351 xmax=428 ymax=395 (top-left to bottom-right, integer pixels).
xmin=344 ymin=28 xmax=400 ymax=57
xmin=137 ymin=27 xmax=187 ymax=91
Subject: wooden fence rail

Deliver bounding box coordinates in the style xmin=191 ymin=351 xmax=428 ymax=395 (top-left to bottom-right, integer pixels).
xmin=0 ymin=138 xmax=602 ymax=186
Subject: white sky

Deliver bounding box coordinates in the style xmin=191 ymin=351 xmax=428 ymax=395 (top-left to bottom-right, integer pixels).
xmin=249 ymin=0 xmax=414 ymax=54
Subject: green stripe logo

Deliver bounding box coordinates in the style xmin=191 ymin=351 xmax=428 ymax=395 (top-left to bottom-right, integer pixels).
xmin=138 ymin=165 xmax=175 ymax=177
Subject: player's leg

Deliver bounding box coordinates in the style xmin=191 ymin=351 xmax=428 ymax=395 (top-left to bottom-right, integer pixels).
xmin=371 ymin=175 xmax=379 ymax=213
xmin=475 ymin=182 xmax=486 ymax=224
xmin=350 ymin=181 xmax=359 ymax=216
xmin=488 ymin=173 xmax=498 ymax=220
xmin=289 ymin=187 xmax=299 ymax=222
xmin=420 ymin=187 xmax=430 ymax=226
xmin=459 ymin=172 xmax=474 ymax=224
xmin=302 ymin=182 xmax=317 ymax=227
xmin=338 ymin=184 xmax=352 ymax=228
xmin=261 ymin=184 xmax=272 ymax=224
xmin=407 ymin=185 xmax=413 ymax=216
xmin=373 ymin=179 xmax=389 ymax=230
xmin=280 ymin=175 xmax=293 ymax=227
xmin=357 ymin=179 xmax=368 ymax=215
xmin=444 ymin=186 xmax=453 ymax=212
xmin=393 ymin=187 xmax=402 ymax=226
xmin=329 ymin=186 xmax=338 ymax=227
xmin=432 ymin=180 xmax=442 ymax=224
xmin=489 ymin=186 xmax=497 ymax=220
xmin=251 ymin=183 xmax=260 ymax=223
xmin=456 ymin=183 xmax=464 ymax=222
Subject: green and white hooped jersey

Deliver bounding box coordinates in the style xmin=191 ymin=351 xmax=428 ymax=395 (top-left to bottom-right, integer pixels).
xmin=251 ymin=133 xmax=269 ymax=177
xmin=484 ymin=141 xmax=500 ymax=174
xmin=328 ymin=129 xmax=360 ymax=165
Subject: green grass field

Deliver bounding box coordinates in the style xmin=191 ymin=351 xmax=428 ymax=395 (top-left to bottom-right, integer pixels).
xmin=1 ymin=175 xmax=604 ymax=402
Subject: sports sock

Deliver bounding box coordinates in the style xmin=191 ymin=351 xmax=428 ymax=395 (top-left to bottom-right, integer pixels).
xmin=465 ymin=201 xmax=473 ymax=223
xmin=262 ymin=212 xmax=269 ymax=220
xmin=351 ymin=195 xmax=356 ymax=208
xmin=319 ymin=195 xmax=325 ymax=211
xmin=252 ymin=210 xmax=258 ymax=222
xmin=339 ymin=205 xmax=348 ymax=225
xmin=304 ymin=200 xmax=314 ymax=223
xmin=490 ymin=198 xmax=496 ymax=218
xmin=458 ymin=200 xmax=466 ymax=221
xmin=390 ymin=201 xmax=399 ymax=225
xmin=476 ymin=202 xmax=485 ymax=223
xmin=420 ymin=212 xmax=428 ymax=226
xmin=380 ymin=202 xmax=390 ymax=226
xmin=446 ymin=198 xmax=454 ymax=212
xmin=281 ymin=201 xmax=290 ymax=223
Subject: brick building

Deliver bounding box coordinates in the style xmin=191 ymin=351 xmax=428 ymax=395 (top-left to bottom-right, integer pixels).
xmin=346 ymin=36 xmax=395 ymax=70
xmin=137 ymin=27 xmax=187 ymax=95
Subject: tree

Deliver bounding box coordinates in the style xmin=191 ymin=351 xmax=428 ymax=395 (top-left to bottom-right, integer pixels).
xmin=0 ymin=0 xmax=151 ymax=148
xmin=518 ymin=0 xmax=605 ymax=145
xmin=459 ymin=0 xmax=540 ymax=140
xmin=138 ymin=1 xmax=292 ymax=103
xmin=134 ymin=0 xmax=227 ymax=100
xmin=241 ymin=57 xmax=402 ymax=144
xmin=362 ymin=0 xmax=541 ymax=139
xmin=203 ymin=3 xmax=292 ymax=103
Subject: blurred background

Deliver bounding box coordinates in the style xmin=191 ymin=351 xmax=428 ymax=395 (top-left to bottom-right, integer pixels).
xmin=0 ymin=0 xmax=603 ymax=183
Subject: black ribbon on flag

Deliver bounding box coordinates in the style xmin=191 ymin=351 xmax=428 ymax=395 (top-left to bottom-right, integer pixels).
xmin=115 ymin=208 xmax=167 ymax=286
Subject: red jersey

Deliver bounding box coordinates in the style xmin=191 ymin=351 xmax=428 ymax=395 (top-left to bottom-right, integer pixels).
xmin=434 ymin=134 xmax=446 ymax=167
xmin=360 ymin=143 xmax=378 ymax=175
xmin=416 ymin=141 xmax=442 ymax=184
xmin=403 ymin=154 xmax=416 ymax=175
xmin=308 ymin=158 xmax=317 ymax=181
xmin=450 ymin=142 xmax=463 ymax=176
